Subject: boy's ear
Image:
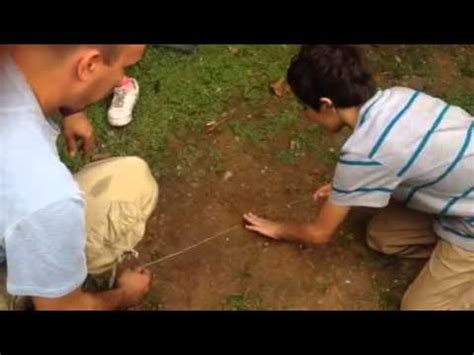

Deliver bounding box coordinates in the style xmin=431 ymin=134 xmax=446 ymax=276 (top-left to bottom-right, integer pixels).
xmin=319 ymin=97 xmax=335 ymax=110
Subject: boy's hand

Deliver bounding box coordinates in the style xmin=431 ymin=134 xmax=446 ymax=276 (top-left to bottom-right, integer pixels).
xmin=313 ymin=183 xmax=332 ymax=201
xmin=63 ymin=111 xmax=96 ymax=158
xmin=243 ymin=213 xmax=284 ymax=240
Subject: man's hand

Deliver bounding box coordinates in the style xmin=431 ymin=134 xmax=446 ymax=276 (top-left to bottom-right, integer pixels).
xmin=117 ymin=267 xmax=152 ymax=308
xmin=33 ymin=267 xmax=152 ymax=310
xmin=243 ymin=213 xmax=285 ymax=240
xmin=313 ymin=183 xmax=332 ymax=201
xmin=63 ymin=111 xmax=96 ymax=158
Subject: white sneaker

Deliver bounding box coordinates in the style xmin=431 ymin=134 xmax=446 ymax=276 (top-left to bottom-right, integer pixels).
xmin=108 ymin=77 xmax=139 ymax=127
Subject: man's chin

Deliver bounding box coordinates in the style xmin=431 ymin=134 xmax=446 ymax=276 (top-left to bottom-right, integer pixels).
xmin=59 ymin=106 xmax=86 ymax=117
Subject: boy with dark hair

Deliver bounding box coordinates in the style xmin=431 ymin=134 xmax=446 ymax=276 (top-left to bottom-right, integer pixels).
xmin=244 ymin=45 xmax=474 ymax=310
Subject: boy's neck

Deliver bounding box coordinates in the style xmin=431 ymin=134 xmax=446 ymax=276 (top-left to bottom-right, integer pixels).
xmin=337 ymin=106 xmax=362 ymax=130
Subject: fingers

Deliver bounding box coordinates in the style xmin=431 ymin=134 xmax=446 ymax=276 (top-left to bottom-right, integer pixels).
xmin=245 ymin=224 xmax=262 ymax=233
xmin=313 ymin=184 xmax=332 ymax=201
xmin=133 ymin=267 xmax=151 ymax=276
xmin=82 ymin=134 xmax=96 ymax=157
xmin=65 ymin=132 xmax=77 ymax=158
xmin=243 ymin=212 xmax=267 ymax=225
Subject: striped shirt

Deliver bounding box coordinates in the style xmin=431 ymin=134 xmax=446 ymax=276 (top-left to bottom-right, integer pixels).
xmin=329 ymin=87 xmax=474 ymax=251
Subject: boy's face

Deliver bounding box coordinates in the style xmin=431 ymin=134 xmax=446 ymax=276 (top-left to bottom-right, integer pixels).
xmin=304 ymin=99 xmax=344 ymax=132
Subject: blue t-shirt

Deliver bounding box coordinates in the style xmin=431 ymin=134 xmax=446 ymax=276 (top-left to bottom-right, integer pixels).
xmin=0 ymin=55 xmax=87 ymax=298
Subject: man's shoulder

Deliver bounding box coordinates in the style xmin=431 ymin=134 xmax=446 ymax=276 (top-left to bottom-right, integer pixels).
xmin=1 ymin=139 xmax=83 ymax=231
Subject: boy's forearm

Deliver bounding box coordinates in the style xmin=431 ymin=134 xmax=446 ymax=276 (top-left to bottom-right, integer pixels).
xmin=278 ymin=223 xmax=332 ymax=245
xmin=276 ymin=201 xmax=351 ymax=245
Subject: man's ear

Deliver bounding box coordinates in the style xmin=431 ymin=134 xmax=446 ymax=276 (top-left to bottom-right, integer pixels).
xmin=319 ymin=97 xmax=335 ymax=111
xmin=75 ymin=49 xmax=103 ymax=82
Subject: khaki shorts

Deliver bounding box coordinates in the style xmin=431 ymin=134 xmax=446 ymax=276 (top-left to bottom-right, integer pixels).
xmin=367 ymin=203 xmax=474 ymax=310
xmin=0 ymin=156 xmax=159 ymax=310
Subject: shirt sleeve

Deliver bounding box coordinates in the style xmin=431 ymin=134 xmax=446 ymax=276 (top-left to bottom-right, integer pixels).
xmin=5 ymin=198 xmax=88 ymax=298
xmin=329 ymin=153 xmax=402 ymax=208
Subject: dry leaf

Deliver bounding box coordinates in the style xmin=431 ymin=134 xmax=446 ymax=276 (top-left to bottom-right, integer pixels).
xmin=271 ymin=78 xmax=289 ymax=97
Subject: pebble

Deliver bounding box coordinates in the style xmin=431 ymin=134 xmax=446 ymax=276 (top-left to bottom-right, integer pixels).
xmin=223 ymin=171 xmax=234 ymax=181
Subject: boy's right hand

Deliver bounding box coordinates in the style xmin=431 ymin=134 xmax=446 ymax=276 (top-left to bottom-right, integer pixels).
xmin=117 ymin=267 xmax=152 ymax=307
xmin=313 ymin=183 xmax=332 ymax=201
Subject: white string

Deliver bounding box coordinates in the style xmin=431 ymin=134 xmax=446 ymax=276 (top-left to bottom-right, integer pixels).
xmin=142 ymin=225 xmax=240 ymax=268
xmin=141 ymin=197 xmax=312 ymax=268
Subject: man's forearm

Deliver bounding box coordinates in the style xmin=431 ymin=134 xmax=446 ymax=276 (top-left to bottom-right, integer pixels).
xmin=33 ymin=288 xmax=128 ymax=311
xmin=88 ymin=288 xmax=127 ymax=310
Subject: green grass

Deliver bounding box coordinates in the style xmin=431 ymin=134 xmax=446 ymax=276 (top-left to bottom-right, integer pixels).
xmin=378 ymin=288 xmax=400 ymax=310
xmin=368 ymin=45 xmax=436 ymax=81
xmin=457 ymin=55 xmax=474 ymax=78
xmin=60 ymin=45 xmax=474 ymax=177
xmin=65 ymin=45 xmax=299 ymax=175
xmin=223 ymin=292 xmax=263 ymax=310
xmin=443 ymin=89 xmax=474 ymax=115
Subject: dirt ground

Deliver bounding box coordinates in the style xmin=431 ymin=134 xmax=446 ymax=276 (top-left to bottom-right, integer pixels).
xmin=135 ymin=102 xmax=424 ymax=310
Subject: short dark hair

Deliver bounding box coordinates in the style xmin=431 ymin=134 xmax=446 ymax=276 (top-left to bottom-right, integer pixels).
xmin=287 ymin=45 xmax=375 ymax=111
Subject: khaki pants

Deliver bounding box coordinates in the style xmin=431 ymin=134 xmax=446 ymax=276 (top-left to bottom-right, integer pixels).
xmin=367 ymin=203 xmax=474 ymax=310
xmin=0 ymin=156 xmax=159 ymax=310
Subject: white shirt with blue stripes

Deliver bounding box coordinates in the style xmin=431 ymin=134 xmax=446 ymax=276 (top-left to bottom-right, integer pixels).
xmin=329 ymin=87 xmax=474 ymax=251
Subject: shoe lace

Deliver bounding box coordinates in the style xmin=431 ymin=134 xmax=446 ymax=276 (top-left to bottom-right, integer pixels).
xmin=112 ymin=88 xmax=127 ymax=108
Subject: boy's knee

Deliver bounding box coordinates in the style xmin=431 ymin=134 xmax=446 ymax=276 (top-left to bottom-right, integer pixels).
xmin=366 ymin=217 xmax=400 ymax=255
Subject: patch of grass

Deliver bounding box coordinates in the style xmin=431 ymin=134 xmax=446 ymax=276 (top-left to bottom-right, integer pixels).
xmin=276 ymin=124 xmax=339 ymax=167
xmin=149 ymin=250 xmax=163 ymax=261
xmin=228 ymin=120 xmax=265 ymax=145
xmin=314 ymin=276 xmax=331 ymax=293
xmin=355 ymin=244 xmax=385 ymax=268
xmin=175 ymin=144 xmax=200 ymax=177
xmin=208 ymin=148 xmax=225 ymax=174
xmin=457 ymin=56 xmax=474 ymax=78
xmin=58 ymin=45 xmax=299 ymax=174
xmin=223 ymin=292 xmax=263 ymax=310
xmin=368 ymin=45 xmax=436 ymax=81
xmin=378 ymin=288 xmax=400 ymax=310
xmin=142 ymin=291 xmax=165 ymax=310
xmin=443 ymin=89 xmax=474 ymax=115
xmin=229 ymin=107 xmax=301 ymax=148
xmin=277 ymin=149 xmax=301 ymax=164
xmin=337 ymin=231 xmax=355 ymax=248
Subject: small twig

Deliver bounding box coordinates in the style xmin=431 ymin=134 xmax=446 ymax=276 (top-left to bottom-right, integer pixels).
xmin=206 ymin=115 xmax=234 ymax=134
xmin=287 ymin=197 xmax=312 ymax=207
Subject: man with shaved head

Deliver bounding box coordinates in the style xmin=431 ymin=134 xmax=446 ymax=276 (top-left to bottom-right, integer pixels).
xmin=0 ymin=45 xmax=158 ymax=310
